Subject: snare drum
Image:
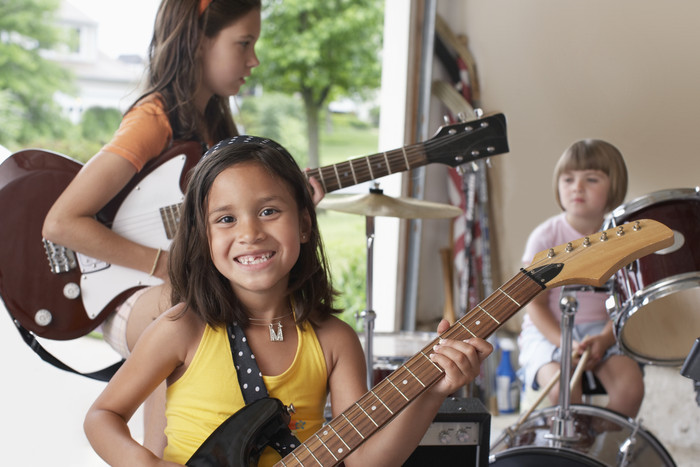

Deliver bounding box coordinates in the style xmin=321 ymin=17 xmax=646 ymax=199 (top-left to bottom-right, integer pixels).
xmin=603 ymin=188 xmax=700 ymax=366
xmin=490 ymin=405 xmax=676 ymax=466
xmin=360 ymin=332 xmax=434 ymax=386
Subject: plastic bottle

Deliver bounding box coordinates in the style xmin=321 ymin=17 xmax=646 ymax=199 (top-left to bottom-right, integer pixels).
xmin=496 ymin=338 xmax=519 ymax=414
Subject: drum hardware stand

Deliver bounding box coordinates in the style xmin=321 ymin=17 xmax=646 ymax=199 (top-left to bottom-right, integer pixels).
xmin=681 ymin=337 xmax=700 ymax=406
xmin=606 ymin=217 xmax=638 ymax=310
xmin=357 ymin=205 xmax=378 ymax=390
xmin=544 ymin=293 xmax=582 ymax=444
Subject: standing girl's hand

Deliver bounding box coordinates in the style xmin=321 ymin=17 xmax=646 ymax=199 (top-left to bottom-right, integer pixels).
xmin=428 ymin=319 xmax=493 ymax=397
xmin=304 ymin=170 xmax=325 ymax=205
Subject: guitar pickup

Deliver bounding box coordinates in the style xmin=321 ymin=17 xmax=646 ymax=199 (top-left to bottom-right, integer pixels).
xmin=43 ymin=238 xmax=78 ymax=274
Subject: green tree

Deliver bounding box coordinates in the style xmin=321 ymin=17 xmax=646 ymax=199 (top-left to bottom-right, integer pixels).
xmin=81 ymin=106 xmax=122 ymax=144
xmin=0 ymin=0 xmax=74 ymax=148
xmin=253 ymin=0 xmax=383 ymax=168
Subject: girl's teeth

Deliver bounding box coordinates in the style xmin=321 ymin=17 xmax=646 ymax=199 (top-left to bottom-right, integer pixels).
xmin=238 ymin=253 xmax=271 ymax=265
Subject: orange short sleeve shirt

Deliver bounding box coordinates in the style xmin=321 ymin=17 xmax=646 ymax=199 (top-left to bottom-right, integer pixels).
xmin=100 ymin=94 xmax=173 ymax=172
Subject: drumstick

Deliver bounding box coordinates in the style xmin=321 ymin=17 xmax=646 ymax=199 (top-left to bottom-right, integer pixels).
xmin=569 ymin=347 xmax=591 ymax=392
xmin=510 ymin=347 xmax=591 ymax=432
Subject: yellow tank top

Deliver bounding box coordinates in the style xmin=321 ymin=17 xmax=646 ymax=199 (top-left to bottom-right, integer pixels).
xmin=163 ymin=322 xmax=328 ymax=466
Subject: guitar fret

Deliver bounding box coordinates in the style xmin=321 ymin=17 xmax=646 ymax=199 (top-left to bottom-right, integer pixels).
xmin=401 ymin=146 xmax=410 ymax=170
xmin=402 ymin=364 xmax=425 ymax=387
xmin=290 ymin=451 xmax=303 ymax=466
xmin=327 ymin=424 xmax=351 ymax=451
xmin=386 ymin=377 xmax=409 ymax=401
xmin=314 ymin=434 xmax=339 ymax=462
xmin=341 ymin=413 xmax=365 ymax=439
xmin=457 ymin=321 xmax=477 ymax=338
xmin=332 ymin=164 xmax=342 ymax=189
xmin=365 ymin=157 xmax=375 ymax=179
xmin=349 ymin=160 xmax=358 ymax=185
xmin=383 ymin=152 xmax=392 ymax=174
xmin=300 ymin=443 xmax=323 ymax=466
xmin=499 ymin=287 xmax=521 ymax=306
xmin=355 ymin=402 xmax=379 ymax=427
xmin=420 ymin=350 xmax=444 ymax=373
xmin=477 ymin=305 xmax=500 ymax=324
xmin=316 ymin=168 xmax=328 ymax=193
xmin=370 ymin=389 xmax=394 ymax=415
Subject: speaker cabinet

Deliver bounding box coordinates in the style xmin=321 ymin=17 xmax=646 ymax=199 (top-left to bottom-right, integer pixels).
xmin=403 ymin=397 xmax=491 ymax=467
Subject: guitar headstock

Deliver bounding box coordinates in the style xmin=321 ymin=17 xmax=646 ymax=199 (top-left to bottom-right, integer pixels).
xmin=425 ymin=113 xmax=509 ymax=167
xmin=524 ymin=219 xmax=674 ymax=289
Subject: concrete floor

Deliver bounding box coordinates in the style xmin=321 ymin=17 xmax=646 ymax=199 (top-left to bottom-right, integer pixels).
xmin=3 ymin=299 xmax=698 ymax=466
xmin=2 ymin=304 xmax=142 ymax=466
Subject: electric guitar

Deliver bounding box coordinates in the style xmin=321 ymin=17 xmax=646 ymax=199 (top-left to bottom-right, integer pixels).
xmin=0 ymin=113 xmax=508 ymax=341
xmin=186 ymin=218 xmax=674 ymax=466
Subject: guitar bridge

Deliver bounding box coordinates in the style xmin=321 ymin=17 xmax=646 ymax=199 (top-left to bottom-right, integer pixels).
xmin=42 ymin=238 xmax=78 ymax=273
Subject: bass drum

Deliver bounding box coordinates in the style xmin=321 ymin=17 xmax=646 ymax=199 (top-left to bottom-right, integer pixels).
xmin=602 ymin=188 xmax=700 ymax=365
xmin=489 ymin=405 xmax=676 ymax=467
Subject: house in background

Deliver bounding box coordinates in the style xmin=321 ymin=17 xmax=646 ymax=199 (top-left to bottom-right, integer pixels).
xmin=44 ymin=1 xmax=146 ymax=124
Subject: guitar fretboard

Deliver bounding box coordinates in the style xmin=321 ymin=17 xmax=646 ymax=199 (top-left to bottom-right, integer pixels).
xmin=305 ymin=143 xmax=428 ymax=193
xmin=275 ymin=270 xmax=543 ymax=466
xmin=159 ymin=204 xmax=182 ymax=240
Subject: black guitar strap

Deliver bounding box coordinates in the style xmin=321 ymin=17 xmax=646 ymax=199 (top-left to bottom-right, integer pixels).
xmin=11 ymin=318 xmax=123 ymax=382
xmin=227 ymin=322 xmax=301 ymax=457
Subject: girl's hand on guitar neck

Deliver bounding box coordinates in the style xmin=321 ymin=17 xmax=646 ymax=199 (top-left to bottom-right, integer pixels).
xmin=305 ymin=170 xmax=325 ymax=205
xmin=428 ymin=318 xmax=493 ymax=397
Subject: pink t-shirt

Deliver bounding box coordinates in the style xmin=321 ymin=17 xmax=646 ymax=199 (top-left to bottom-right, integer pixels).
xmin=521 ymin=212 xmax=609 ymax=327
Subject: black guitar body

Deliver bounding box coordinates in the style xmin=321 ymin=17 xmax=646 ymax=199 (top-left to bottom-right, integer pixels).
xmin=186 ymin=397 xmax=290 ymax=467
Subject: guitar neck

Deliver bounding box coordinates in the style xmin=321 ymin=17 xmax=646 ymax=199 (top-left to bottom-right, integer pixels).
xmin=160 ymin=203 xmax=183 ymax=240
xmin=306 ymin=142 xmax=429 ymax=194
xmin=275 ymin=271 xmax=543 ymax=466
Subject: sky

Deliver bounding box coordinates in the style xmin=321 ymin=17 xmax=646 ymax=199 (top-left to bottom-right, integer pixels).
xmin=65 ymin=0 xmax=161 ymax=58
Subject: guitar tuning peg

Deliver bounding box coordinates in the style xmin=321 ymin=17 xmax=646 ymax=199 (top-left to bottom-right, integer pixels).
xmin=443 ymin=115 xmax=451 ymax=125
xmin=471 ymin=161 xmax=479 ymax=171
xmin=457 ymin=112 xmax=466 ymax=122
xmin=455 ymin=165 xmax=465 ymax=176
xmin=474 ymin=108 xmax=484 ymax=118
xmin=485 ymin=158 xmax=492 ymax=168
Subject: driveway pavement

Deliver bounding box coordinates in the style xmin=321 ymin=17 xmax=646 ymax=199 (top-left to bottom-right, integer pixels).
xmin=1 ymin=302 xmax=143 ymax=466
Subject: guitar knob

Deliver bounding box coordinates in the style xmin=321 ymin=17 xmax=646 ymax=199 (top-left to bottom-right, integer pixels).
xmin=63 ymin=282 xmax=81 ymax=300
xmin=34 ymin=309 xmax=53 ymax=327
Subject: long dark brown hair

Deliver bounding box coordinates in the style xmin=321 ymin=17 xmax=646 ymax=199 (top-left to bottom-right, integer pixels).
xmin=168 ymin=137 xmax=340 ymax=328
xmin=129 ymin=0 xmax=261 ymax=144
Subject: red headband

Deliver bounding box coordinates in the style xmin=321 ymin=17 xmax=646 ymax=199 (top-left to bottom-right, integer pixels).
xmin=199 ymin=0 xmax=212 ymax=15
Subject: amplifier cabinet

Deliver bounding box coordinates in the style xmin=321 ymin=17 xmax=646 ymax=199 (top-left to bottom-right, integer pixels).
xmin=403 ymin=397 xmax=491 ymax=467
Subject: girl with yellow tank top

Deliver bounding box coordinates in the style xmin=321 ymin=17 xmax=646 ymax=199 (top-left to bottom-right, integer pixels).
xmin=84 ymin=137 xmax=493 ymax=466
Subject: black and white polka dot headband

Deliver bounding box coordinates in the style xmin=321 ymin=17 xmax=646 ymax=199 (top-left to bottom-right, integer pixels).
xmin=202 ymin=135 xmax=295 ymax=163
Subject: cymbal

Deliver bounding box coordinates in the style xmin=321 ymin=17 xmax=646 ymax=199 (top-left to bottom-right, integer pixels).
xmin=318 ymin=192 xmax=463 ymax=219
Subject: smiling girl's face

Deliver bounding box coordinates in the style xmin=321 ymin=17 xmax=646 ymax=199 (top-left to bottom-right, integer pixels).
xmin=206 ymin=162 xmax=311 ymax=301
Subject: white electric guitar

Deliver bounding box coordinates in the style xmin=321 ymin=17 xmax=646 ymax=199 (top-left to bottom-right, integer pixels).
xmin=0 ymin=114 xmax=508 ymax=340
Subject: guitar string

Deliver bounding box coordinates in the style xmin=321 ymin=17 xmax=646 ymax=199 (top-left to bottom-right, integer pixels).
xmin=101 ymin=122 xmax=500 ymax=233
xmin=300 ymin=271 xmax=539 ymax=462
xmin=283 ymin=276 xmax=539 ymax=461
xmin=282 ymin=227 xmax=642 ymax=463
xmin=300 ymin=233 xmax=626 ymax=461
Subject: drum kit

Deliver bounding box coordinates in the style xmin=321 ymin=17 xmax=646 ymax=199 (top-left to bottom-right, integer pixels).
xmin=321 ymin=185 xmax=700 ymax=466
xmin=490 ymin=187 xmax=700 ymax=466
